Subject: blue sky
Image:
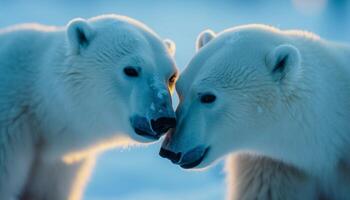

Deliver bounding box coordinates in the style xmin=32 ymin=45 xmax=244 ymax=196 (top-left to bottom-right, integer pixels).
xmin=0 ymin=0 xmax=349 ymax=199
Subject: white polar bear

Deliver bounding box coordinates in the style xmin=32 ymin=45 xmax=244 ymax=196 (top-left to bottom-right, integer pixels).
xmin=160 ymin=24 xmax=350 ymax=200
xmin=0 ymin=14 xmax=178 ymax=200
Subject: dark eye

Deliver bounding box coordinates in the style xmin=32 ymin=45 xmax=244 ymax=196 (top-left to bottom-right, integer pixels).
xmin=123 ymin=66 xmax=139 ymax=77
xmin=168 ymin=73 xmax=177 ymax=85
xmin=200 ymin=93 xmax=216 ymax=104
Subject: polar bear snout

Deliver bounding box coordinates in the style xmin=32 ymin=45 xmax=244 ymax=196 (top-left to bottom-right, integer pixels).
xmin=130 ymin=115 xmax=176 ymax=141
xmin=130 ymin=115 xmax=159 ymax=140
xmin=179 ymin=146 xmax=209 ymax=169
xmin=159 ymin=145 xmax=210 ymax=169
xmin=151 ymin=117 xmax=176 ymax=135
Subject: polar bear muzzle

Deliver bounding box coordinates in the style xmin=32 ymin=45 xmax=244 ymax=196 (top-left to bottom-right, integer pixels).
xmin=151 ymin=117 xmax=176 ymax=135
xmin=130 ymin=115 xmax=176 ymax=140
xmin=159 ymin=145 xmax=210 ymax=169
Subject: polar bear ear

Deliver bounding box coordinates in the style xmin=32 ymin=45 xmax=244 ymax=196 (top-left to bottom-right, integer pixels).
xmin=196 ymin=29 xmax=216 ymax=51
xmin=67 ymin=18 xmax=95 ymax=54
xmin=266 ymin=44 xmax=301 ymax=83
xmin=164 ymin=39 xmax=176 ymax=57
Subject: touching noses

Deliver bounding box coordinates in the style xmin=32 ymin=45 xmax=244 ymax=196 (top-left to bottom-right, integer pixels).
xmin=131 ymin=82 xmax=177 ymax=141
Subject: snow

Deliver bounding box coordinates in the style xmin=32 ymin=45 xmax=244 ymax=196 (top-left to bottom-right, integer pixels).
xmin=0 ymin=0 xmax=349 ymax=199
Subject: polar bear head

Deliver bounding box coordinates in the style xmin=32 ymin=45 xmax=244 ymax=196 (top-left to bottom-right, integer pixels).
xmin=48 ymin=15 xmax=178 ymax=152
xmin=160 ymin=25 xmax=307 ymax=169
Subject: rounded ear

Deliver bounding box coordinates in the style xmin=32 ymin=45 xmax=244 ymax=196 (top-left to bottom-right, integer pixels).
xmin=164 ymin=39 xmax=176 ymax=57
xmin=265 ymin=44 xmax=301 ymax=83
xmin=196 ymin=29 xmax=216 ymax=51
xmin=66 ymin=18 xmax=95 ymax=54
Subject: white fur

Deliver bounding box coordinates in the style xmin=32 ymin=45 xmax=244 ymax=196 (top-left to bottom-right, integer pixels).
xmin=165 ymin=24 xmax=350 ymax=199
xmin=0 ymin=14 xmax=177 ymax=199
xmin=226 ymin=153 xmax=317 ymax=200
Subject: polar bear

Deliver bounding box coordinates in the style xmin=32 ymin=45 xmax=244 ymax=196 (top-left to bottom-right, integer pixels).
xmin=160 ymin=24 xmax=350 ymax=200
xmin=0 ymin=14 xmax=178 ymax=200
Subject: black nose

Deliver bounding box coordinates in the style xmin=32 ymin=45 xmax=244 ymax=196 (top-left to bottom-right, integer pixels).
xmin=130 ymin=115 xmax=159 ymax=140
xmin=159 ymin=147 xmax=182 ymax=164
xmin=151 ymin=117 xmax=176 ymax=135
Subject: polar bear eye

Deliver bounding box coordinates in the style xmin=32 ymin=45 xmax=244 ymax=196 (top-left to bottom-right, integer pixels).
xmin=123 ymin=66 xmax=139 ymax=77
xmin=200 ymin=93 xmax=216 ymax=104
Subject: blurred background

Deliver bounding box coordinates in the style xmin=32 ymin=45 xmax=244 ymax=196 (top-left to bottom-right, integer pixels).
xmin=0 ymin=0 xmax=349 ymax=199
